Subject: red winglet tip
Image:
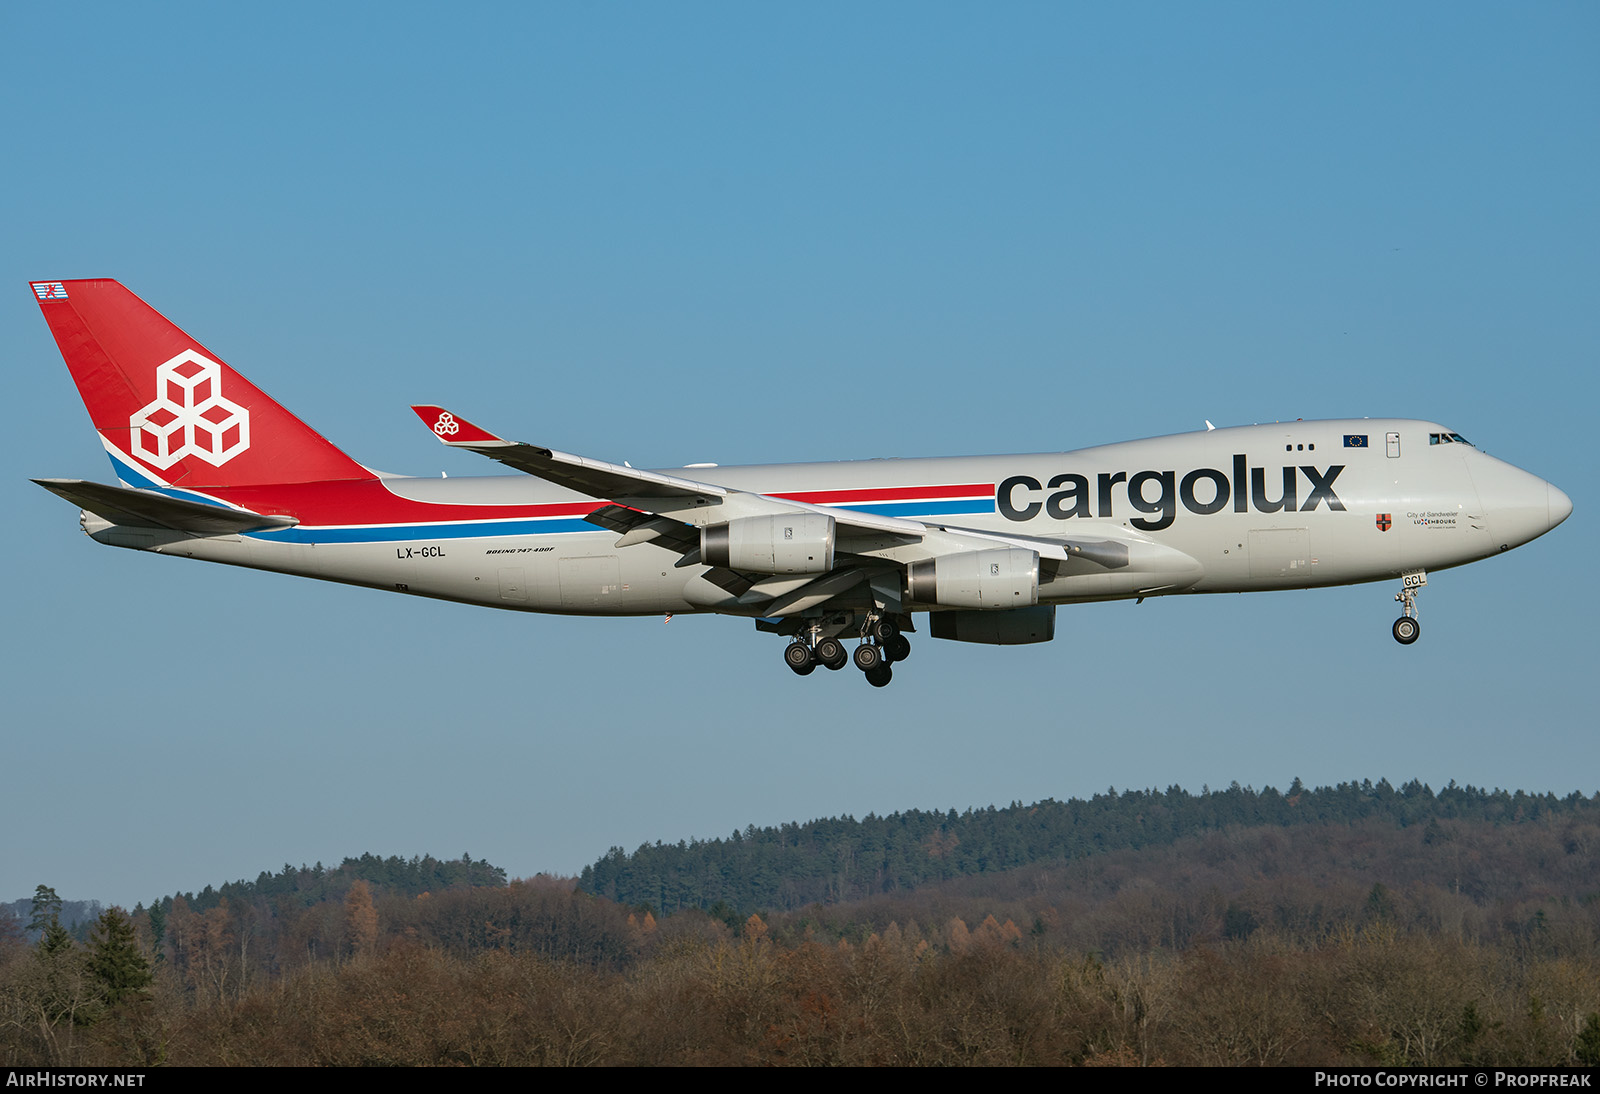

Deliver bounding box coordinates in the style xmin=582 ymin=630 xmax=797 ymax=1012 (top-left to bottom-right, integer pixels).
xmin=410 ymin=405 xmax=503 ymax=444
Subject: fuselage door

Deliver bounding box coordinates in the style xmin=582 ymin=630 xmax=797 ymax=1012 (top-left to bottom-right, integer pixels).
xmin=1386 ymin=431 xmax=1401 ymax=458
xmin=1248 ymin=527 xmax=1312 ymax=584
xmin=559 ymin=555 xmax=622 ymax=609
xmin=498 ymin=567 xmax=527 ymax=602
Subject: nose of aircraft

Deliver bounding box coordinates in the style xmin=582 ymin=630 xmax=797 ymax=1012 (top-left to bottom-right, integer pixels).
xmin=1469 ymin=456 xmax=1570 ymax=550
xmin=1548 ymin=481 xmax=1573 ymax=530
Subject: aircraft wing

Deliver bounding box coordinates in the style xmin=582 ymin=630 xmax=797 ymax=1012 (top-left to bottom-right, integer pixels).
xmin=582 ymin=502 xmax=756 ymax=595
xmin=34 ymin=479 xmax=299 ymax=535
xmin=411 ymin=405 xmax=929 ymax=539
xmin=410 ymin=406 xmax=1143 ymax=614
xmin=411 ymin=405 xmax=729 ymax=501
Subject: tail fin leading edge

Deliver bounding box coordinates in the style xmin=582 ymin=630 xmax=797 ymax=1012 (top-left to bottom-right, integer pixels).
xmin=31 ymin=279 xmax=369 ymax=489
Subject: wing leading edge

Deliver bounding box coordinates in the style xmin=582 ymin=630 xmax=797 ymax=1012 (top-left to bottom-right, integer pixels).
xmin=408 ymin=406 xmax=1160 ymax=618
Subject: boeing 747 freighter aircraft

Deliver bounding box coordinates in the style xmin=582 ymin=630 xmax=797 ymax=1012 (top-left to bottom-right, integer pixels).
xmin=31 ymin=279 xmax=1571 ymax=686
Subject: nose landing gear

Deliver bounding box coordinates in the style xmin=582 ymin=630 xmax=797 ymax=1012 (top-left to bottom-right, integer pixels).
xmin=1392 ymin=571 xmax=1426 ymax=645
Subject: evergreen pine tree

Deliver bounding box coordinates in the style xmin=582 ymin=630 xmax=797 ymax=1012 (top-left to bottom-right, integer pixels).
xmin=38 ymin=919 xmax=74 ymax=959
xmin=1575 ymin=1013 xmax=1600 ymax=1067
xmin=87 ymin=909 xmax=153 ymax=1008
xmin=29 ymin=884 xmax=63 ymax=935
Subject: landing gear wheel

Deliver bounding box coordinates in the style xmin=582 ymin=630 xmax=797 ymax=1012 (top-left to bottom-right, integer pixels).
xmin=815 ymin=637 xmax=846 ymax=670
xmin=853 ymin=643 xmax=884 ymax=671
xmin=885 ymin=634 xmax=911 ymax=663
xmin=870 ymin=618 xmax=899 ymax=643
xmin=784 ymin=641 xmax=816 ymax=674
xmin=864 ymin=664 xmax=893 ymax=688
xmin=1392 ymin=573 xmax=1424 ymax=647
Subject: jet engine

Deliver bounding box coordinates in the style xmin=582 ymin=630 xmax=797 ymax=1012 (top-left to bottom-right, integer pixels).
xmin=906 ymin=547 xmax=1039 ymax=609
xmin=701 ymin=513 xmax=836 ymax=574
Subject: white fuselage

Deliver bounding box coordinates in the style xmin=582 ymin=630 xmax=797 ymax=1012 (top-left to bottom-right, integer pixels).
xmin=106 ymin=419 xmax=1567 ymax=619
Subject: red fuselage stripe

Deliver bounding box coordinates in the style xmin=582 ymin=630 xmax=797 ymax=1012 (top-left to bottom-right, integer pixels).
xmin=202 ymin=478 xmax=997 ymax=528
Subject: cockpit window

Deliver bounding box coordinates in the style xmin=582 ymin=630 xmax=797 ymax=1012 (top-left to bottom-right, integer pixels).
xmin=1429 ymin=432 xmax=1475 ymax=446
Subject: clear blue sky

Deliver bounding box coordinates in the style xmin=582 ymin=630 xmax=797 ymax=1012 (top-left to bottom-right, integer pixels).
xmin=3 ymin=2 xmax=1594 ymax=910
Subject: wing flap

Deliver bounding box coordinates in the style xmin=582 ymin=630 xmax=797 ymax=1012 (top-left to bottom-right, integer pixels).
xmin=583 ymin=503 xmax=699 ymax=553
xmin=757 ymin=567 xmax=873 ymax=616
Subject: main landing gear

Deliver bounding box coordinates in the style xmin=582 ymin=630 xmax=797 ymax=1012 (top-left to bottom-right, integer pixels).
xmin=783 ymin=614 xmax=911 ymax=686
xmin=1392 ymin=571 xmax=1426 ymax=645
xmin=853 ymin=615 xmax=911 ymax=687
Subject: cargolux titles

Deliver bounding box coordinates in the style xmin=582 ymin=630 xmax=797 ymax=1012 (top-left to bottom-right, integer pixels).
xmin=998 ymin=458 xmax=1345 ymax=531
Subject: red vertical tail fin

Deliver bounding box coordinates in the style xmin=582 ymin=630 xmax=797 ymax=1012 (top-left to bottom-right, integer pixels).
xmin=31 ymin=279 xmax=369 ymax=489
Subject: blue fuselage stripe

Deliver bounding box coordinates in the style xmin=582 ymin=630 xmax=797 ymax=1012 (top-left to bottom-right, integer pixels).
xmin=98 ymin=452 xmax=998 ymax=543
xmin=250 ymin=519 xmax=598 ymax=543
xmin=108 ymin=453 xmax=234 ymax=508
xmin=247 ymin=500 xmax=998 ymax=545
xmin=834 ymin=499 xmax=995 ymax=518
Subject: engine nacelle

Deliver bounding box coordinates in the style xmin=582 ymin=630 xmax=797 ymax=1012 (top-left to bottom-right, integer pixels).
xmin=930 ymin=605 xmax=1056 ymax=645
xmin=906 ymin=548 xmax=1039 ymax=609
xmin=701 ymin=514 xmax=836 ymax=574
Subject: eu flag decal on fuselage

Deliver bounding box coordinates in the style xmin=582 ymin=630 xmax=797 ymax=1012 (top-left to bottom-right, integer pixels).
xmin=1344 ymin=435 xmax=1368 ymax=448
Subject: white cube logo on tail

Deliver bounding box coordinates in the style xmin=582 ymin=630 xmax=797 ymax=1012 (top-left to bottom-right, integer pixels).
xmin=129 ymin=351 xmax=250 ymax=469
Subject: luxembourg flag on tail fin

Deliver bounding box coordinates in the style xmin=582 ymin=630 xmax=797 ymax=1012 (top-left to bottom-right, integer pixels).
xmin=31 ymin=279 xmax=371 ymax=490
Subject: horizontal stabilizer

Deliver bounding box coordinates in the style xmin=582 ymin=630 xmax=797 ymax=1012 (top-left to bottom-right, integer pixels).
xmin=33 ymin=479 xmax=299 ymax=535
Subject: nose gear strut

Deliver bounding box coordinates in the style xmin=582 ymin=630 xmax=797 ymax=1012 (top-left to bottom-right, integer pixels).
xmin=1392 ymin=571 xmax=1426 ymax=645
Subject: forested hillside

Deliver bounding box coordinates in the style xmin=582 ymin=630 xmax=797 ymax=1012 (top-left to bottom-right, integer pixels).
xmin=4 ymin=779 xmax=1597 ymax=1066
xmin=580 ymin=778 xmax=1597 ymax=914
xmin=146 ymin=852 xmax=507 ymax=917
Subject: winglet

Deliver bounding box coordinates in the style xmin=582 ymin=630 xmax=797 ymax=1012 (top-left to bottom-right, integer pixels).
xmin=410 ymin=405 xmax=520 ymax=447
